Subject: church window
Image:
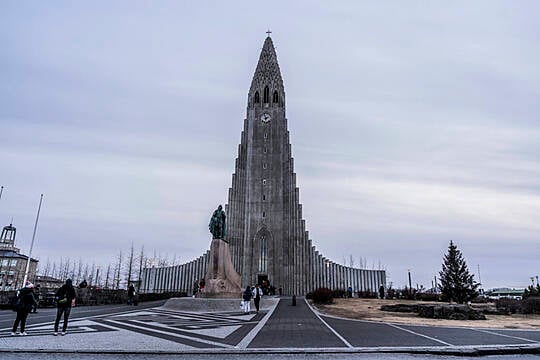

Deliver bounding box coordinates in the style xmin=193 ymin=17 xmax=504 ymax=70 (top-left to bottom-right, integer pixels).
xmin=263 ymin=86 xmax=269 ymax=103
xmin=263 ymin=147 xmax=267 ymax=153
xmin=262 ymin=211 xmax=266 ymax=218
xmin=273 ymin=91 xmax=279 ymax=103
xmin=264 ymin=132 xmax=268 ymax=139
xmin=263 ymin=194 xmax=266 ymax=201
xmin=259 ymin=235 xmax=267 ymax=272
xmin=263 ymin=163 xmax=267 ymax=169
xmin=254 ymin=91 xmax=260 ymax=103
xmin=262 ymin=179 xmax=267 ymax=185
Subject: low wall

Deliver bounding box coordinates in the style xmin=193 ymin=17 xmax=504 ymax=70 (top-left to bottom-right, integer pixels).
xmin=162 ymin=296 xmax=279 ymax=313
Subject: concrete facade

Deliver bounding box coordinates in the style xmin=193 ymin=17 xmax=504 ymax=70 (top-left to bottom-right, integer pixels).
xmin=140 ymin=37 xmax=386 ymax=295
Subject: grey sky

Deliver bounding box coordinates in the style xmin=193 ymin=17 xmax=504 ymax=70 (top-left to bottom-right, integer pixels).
xmin=1 ymin=1 xmax=539 ymax=289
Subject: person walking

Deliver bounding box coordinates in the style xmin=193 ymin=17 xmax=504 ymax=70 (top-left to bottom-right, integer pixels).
xmin=12 ymin=282 xmax=38 ymax=336
xmin=252 ymin=284 xmax=263 ymax=312
xmin=54 ymin=279 xmax=77 ymax=336
xmin=127 ymin=284 xmax=136 ymax=305
xmin=242 ymin=286 xmax=252 ymax=314
xmin=192 ymin=280 xmax=199 ymax=298
xmin=32 ymin=284 xmax=41 ymax=313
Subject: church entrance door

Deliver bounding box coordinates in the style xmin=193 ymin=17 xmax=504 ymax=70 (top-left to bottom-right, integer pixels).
xmin=257 ymin=274 xmax=269 ymax=295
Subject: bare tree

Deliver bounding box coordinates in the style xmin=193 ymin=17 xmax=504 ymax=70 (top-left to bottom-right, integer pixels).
xmin=88 ymin=263 xmax=95 ymax=286
xmin=348 ymin=254 xmax=355 ymax=268
xmin=115 ymin=251 xmax=123 ymax=289
xmin=357 ymin=257 xmax=367 ymax=269
xmin=83 ymin=263 xmax=89 ymax=282
xmin=126 ymin=243 xmax=134 ymax=286
xmin=137 ymin=245 xmax=145 ymax=291
xmin=104 ymin=264 xmax=111 ymax=289
xmin=75 ymin=259 xmax=83 ymax=284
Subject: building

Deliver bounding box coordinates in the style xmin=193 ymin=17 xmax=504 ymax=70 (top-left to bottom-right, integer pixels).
xmin=35 ymin=275 xmax=64 ymax=289
xmin=140 ymin=36 xmax=386 ymax=295
xmin=485 ymin=288 xmax=525 ymax=300
xmin=0 ymin=223 xmax=38 ymax=290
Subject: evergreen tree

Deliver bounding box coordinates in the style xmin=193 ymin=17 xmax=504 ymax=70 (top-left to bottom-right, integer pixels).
xmin=439 ymin=240 xmax=479 ymax=303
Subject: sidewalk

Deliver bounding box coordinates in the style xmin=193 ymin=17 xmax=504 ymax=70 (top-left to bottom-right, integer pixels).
xmin=0 ymin=297 xmax=538 ymax=356
xmin=248 ymin=297 xmax=346 ymax=348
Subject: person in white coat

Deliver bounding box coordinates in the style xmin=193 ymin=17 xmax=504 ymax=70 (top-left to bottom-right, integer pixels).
xmin=252 ymin=284 xmax=263 ymax=312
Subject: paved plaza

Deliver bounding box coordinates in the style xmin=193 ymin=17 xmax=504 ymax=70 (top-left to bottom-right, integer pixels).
xmin=0 ymin=298 xmax=539 ymax=356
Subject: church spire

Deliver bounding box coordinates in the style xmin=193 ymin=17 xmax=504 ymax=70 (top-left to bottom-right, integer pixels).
xmin=248 ymin=35 xmax=285 ymax=108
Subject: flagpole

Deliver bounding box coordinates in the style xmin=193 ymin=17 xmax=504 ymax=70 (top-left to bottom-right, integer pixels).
xmin=23 ymin=194 xmax=43 ymax=286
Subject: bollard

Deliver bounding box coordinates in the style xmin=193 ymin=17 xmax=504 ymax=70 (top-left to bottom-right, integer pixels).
xmin=292 ymin=294 xmax=296 ymax=306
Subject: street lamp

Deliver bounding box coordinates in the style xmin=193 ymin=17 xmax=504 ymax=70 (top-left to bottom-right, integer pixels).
xmin=23 ymin=194 xmax=44 ymax=286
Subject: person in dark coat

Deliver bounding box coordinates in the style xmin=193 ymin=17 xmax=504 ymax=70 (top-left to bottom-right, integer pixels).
xmin=127 ymin=284 xmax=136 ymax=305
xmin=242 ymin=286 xmax=252 ymax=314
xmin=32 ymin=284 xmax=41 ymax=313
xmin=54 ymin=279 xmax=77 ymax=336
xmin=12 ymin=282 xmax=38 ymax=336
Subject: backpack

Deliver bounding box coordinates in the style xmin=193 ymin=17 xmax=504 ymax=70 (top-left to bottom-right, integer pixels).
xmin=10 ymin=295 xmax=22 ymax=312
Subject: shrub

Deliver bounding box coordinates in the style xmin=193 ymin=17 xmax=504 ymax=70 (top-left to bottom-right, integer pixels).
xmin=416 ymin=292 xmax=440 ymax=302
xmin=522 ymin=297 xmax=540 ymax=314
xmin=495 ymin=298 xmax=522 ymax=314
xmin=524 ymin=285 xmax=540 ymax=299
xmin=312 ymin=287 xmax=333 ymax=304
xmin=332 ymin=289 xmax=347 ymax=298
xmin=356 ymin=290 xmax=378 ymax=298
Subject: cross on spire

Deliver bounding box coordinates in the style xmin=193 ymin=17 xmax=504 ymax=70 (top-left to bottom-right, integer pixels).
xmin=266 ymin=29 xmax=272 ymax=37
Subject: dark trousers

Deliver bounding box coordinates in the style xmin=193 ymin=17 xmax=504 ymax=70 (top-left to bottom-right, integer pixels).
xmin=54 ymin=306 xmax=72 ymax=332
xmin=12 ymin=310 xmax=29 ymax=333
xmin=254 ymin=297 xmax=260 ymax=312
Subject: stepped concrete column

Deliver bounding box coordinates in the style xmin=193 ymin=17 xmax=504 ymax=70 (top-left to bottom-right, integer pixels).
xmin=204 ymin=237 xmax=242 ymax=298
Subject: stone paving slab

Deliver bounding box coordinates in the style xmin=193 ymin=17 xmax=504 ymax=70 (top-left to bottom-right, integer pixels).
xmin=399 ymin=324 xmax=531 ymax=346
xmin=0 ymin=306 xmax=269 ymax=351
xmin=488 ymin=329 xmax=540 ymax=343
xmin=248 ymin=298 xmax=346 ymax=348
xmin=1 ymin=298 xmax=539 ymax=356
xmin=321 ymin=316 xmax=444 ymax=347
xmin=162 ymin=297 xmax=277 ymax=312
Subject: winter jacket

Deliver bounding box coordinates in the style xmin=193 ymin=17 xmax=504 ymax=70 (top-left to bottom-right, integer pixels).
xmin=56 ymin=283 xmax=77 ymax=308
xmin=17 ymin=287 xmax=37 ymax=313
xmin=242 ymin=289 xmax=252 ymax=301
xmin=252 ymin=287 xmax=263 ymax=299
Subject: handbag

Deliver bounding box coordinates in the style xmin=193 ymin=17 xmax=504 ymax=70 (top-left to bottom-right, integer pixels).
xmin=57 ymin=297 xmax=68 ymax=305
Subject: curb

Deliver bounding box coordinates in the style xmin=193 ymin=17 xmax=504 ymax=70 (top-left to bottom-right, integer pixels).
xmin=0 ymin=344 xmax=539 ymax=356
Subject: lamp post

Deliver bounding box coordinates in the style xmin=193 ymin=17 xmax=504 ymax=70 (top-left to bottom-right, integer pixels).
xmin=23 ymin=194 xmax=43 ymax=286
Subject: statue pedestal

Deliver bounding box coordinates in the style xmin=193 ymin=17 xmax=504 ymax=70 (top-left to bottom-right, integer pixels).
xmin=203 ymin=238 xmax=242 ymax=298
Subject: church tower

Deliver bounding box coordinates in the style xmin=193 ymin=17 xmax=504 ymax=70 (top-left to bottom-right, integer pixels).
xmin=225 ymin=36 xmax=311 ymax=295
xmin=139 ymin=36 xmax=386 ymax=297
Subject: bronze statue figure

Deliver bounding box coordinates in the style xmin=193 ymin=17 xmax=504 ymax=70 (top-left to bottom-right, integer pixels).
xmin=209 ymin=205 xmax=226 ymax=240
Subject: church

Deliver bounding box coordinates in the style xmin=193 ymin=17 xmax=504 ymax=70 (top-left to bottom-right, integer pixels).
xmin=140 ymin=36 xmax=386 ymax=296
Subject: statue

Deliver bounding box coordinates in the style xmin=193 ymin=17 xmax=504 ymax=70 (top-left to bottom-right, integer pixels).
xmin=204 ymin=205 xmax=241 ymax=298
xmin=209 ymin=205 xmax=226 ymax=240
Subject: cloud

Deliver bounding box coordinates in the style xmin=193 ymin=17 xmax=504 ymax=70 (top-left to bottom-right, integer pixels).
xmin=1 ymin=1 xmax=539 ymax=289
